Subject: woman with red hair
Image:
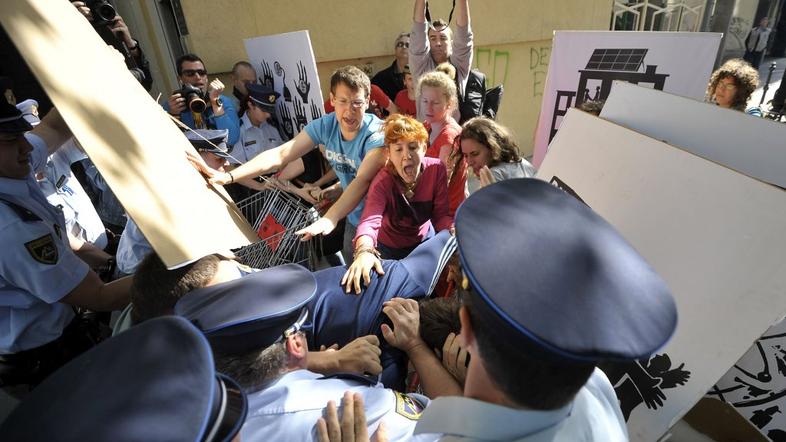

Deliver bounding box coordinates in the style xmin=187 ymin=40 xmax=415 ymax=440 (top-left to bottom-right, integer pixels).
xmin=342 ymin=114 xmax=452 ymax=293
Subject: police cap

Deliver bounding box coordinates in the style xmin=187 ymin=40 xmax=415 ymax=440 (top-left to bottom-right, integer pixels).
xmin=455 ymin=178 xmax=677 ymax=363
xmin=247 ymin=83 xmax=280 ymax=114
xmin=186 ymin=128 xmax=231 ymax=158
xmin=175 ymin=263 xmax=317 ymax=355
xmin=0 ymin=316 xmax=248 ymax=442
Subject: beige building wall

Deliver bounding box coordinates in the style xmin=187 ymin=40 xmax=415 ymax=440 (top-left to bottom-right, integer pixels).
xmin=180 ymin=0 xmax=612 ymax=156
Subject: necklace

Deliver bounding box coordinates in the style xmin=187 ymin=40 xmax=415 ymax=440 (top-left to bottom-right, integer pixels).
xmin=403 ymin=181 xmax=417 ymax=199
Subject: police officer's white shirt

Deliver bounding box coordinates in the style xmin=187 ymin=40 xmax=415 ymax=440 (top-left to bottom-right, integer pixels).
xmin=232 ymin=113 xmax=283 ymax=163
xmin=0 ymin=134 xmax=90 ymax=354
xmin=241 ymin=369 xmax=428 ymax=441
xmin=115 ymin=218 xmax=152 ymax=275
xmin=38 ymin=139 xmax=107 ymax=249
xmin=412 ymin=368 xmax=627 ymax=441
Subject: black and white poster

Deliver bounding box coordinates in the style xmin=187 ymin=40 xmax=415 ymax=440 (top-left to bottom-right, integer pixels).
xmin=244 ymin=31 xmax=324 ymax=140
xmin=537 ymin=109 xmax=786 ymax=440
xmin=532 ymin=31 xmax=721 ymax=166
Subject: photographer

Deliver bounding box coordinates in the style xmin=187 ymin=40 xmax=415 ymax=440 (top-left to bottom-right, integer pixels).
xmin=164 ymin=53 xmax=241 ymax=146
xmin=71 ymin=1 xmax=153 ymax=91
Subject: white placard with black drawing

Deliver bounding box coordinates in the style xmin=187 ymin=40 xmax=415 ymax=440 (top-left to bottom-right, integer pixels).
xmin=601 ymin=81 xmax=786 ymax=439
xmin=537 ymin=109 xmax=786 ymax=441
xmin=244 ymin=30 xmax=324 ymax=141
xmin=532 ymin=31 xmax=721 ymax=167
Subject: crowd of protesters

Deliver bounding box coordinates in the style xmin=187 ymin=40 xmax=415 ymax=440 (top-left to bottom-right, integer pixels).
xmin=0 ymin=0 xmax=772 ymax=441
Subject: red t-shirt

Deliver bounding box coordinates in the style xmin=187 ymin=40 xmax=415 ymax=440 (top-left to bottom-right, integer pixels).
xmin=394 ymin=90 xmax=417 ymax=117
xmin=324 ymin=84 xmax=391 ymax=118
xmin=424 ymin=118 xmax=465 ymax=216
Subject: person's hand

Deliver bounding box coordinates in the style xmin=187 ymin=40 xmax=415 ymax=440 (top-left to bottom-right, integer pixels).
xmin=317 ymin=392 xmax=388 ymax=442
xmin=71 ymin=1 xmax=93 ymax=21
xmin=185 ymin=151 xmax=232 ymax=185
xmin=108 ymin=15 xmax=134 ymax=47
xmin=168 ymin=93 xmax=186 ymax=115
xmin=332 ymin=335 xmax=382 ymax=375
xmin=380 ymin=298 xmax=425 ymax=354
xmin=296 ymin=217 xmax=336 ymax=241
xmin=292 ymin=186 xmax=319 ymax=205
xmin=319 ymin=186 xmax=343 ymax=202
xmin=342 ymin=251 xmax=384 ymax=294
xmin=441 ymin=332 xmax=468 ymax=385
xmin=208 ymin=79 xmax=225 ymax=102
xmin=478 ymin=166 xmax=496 ymax=188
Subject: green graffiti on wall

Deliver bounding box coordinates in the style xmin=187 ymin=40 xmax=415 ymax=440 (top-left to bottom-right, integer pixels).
xmin=475 ymin=48 xmax=509 ymax=86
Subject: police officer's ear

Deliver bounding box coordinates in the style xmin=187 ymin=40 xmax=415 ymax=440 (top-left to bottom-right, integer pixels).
xmin=285 ymin=333 xmax=308 ymax=366
xmin=458 ymin=306 xmax=476 ymax=354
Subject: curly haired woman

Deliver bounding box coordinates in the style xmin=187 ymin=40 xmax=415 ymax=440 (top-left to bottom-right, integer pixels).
xmin=706 ymin=59 xmax=761 ymax=116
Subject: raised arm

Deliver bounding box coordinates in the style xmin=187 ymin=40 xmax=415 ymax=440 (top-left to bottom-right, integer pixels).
xmin=413 ymin=0 xmax=426 ymax=23
xmin=455 ymin=0 xmax=470 ymax=27
xmin=212 ymin=130 xmax=315 ymax=185
xmin=31 ymin=108 xmax=73 ymax=155
xmin=296 ymin=148 xmax=386 ymax=239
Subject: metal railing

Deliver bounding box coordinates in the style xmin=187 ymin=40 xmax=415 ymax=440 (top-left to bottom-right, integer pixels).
xmin=612 ymin=0 xmax=707 ymax=32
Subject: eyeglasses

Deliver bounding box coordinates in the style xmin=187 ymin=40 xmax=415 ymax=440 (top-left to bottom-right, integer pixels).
xmin=717 ymin=81 xmax=737 ymax=91
xmin=396 ymin=41 xmax=410 ymax=49
xmin=182 ymin=69 xmax=207 ymax=77
xmin=334 ymin=97 xmax=366 ymax=108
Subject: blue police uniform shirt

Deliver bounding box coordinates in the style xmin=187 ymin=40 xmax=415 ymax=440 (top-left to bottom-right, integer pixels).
xmin=307 ymin=231 xmax=455 ymax=388
xmin=412 ymin=369 xmax=628 ymax=441
xmin=303 ymin=113 xmax=384 ymax=226
xmin=38 ymin=139 xmax=107 ymax=249
xmin=163 ymin=94 xmax=241 ymax=146
xmin=0 ymin=134 xmax=90 ymax=354
xmin=232 ymin=113 xmax=283 ymax=163
xmin=115 ymin=218 xmax=152 ymax=275
xmin=241 ymin=369 xmax=428 ymax=442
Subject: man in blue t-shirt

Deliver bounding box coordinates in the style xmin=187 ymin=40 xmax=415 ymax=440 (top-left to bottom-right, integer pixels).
xmin=198 ymin=66 xmax=387 ymax=260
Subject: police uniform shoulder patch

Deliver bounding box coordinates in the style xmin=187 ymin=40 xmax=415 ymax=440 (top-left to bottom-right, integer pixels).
xmin=25 ymin=234 xmax=58 ymax=265
xmin=394 ymin=391 xmax=424 ymax=420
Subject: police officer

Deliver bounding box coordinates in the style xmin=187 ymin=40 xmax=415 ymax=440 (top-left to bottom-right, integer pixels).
xmin=0 ymin=316 xmax=248 ymax=442
xmin=233 ymin=83 xmax=284 ymax=164
xmin=0 ymin=101 xmax=131 ymax=392
xmin=174 ymin=263 xmax=431 ymax=442
xmin=38 ymin=138 xmax=109 ymax=250
xmin=404 ymin=178 xmax=677 ymax=441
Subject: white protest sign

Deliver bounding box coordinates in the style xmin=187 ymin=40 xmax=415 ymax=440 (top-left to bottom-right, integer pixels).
xmin=537 ymin=109 xmax=786 ymax=441
xmin=601 ymin=81 xmax=786 ymax=188
xmin=601 ymin=80 xmax=786 ymax=438
xmin=1 ymin=0 xmax=258 ymax=268
xmin=244 ymin=31 xmax=324 ymax=141
xmin=532 ymin=31 xmax=720 ymax=167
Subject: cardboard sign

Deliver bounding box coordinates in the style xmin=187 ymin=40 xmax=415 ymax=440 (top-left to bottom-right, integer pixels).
xmin=532 ymin=31 xmax=720 ymax=167
xmin=601 ymin=81 xmax=786 ymax=188
xmin=1 ymin=0 xmax=258 ymax=268
xmin=537 ymin=109 xmax=786 ymax=441
xmin=244 ymin=31 xmax=325 ymax=140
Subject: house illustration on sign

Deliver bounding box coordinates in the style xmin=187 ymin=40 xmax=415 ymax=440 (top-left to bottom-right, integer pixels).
xmin=550 ymin=48 xmax=670 ymax=142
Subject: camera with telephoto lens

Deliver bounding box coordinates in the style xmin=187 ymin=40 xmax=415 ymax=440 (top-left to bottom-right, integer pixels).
xmin=84 ymin=0 xmax=117 ymax=27
xmin=174 ymin=84 xmax=208 ymax=114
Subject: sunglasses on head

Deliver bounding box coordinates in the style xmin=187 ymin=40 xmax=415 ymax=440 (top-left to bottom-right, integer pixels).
xmin=182 ymin=69 xmax=207 ymax=77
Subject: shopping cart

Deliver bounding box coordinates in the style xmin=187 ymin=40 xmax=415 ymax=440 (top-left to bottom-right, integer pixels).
xmin=234 ymin=180 xmax=320 ymax=270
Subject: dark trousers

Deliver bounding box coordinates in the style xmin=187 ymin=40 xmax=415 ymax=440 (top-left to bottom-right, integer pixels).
xmin=744 ymin=50 xmax=764 ymax=70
